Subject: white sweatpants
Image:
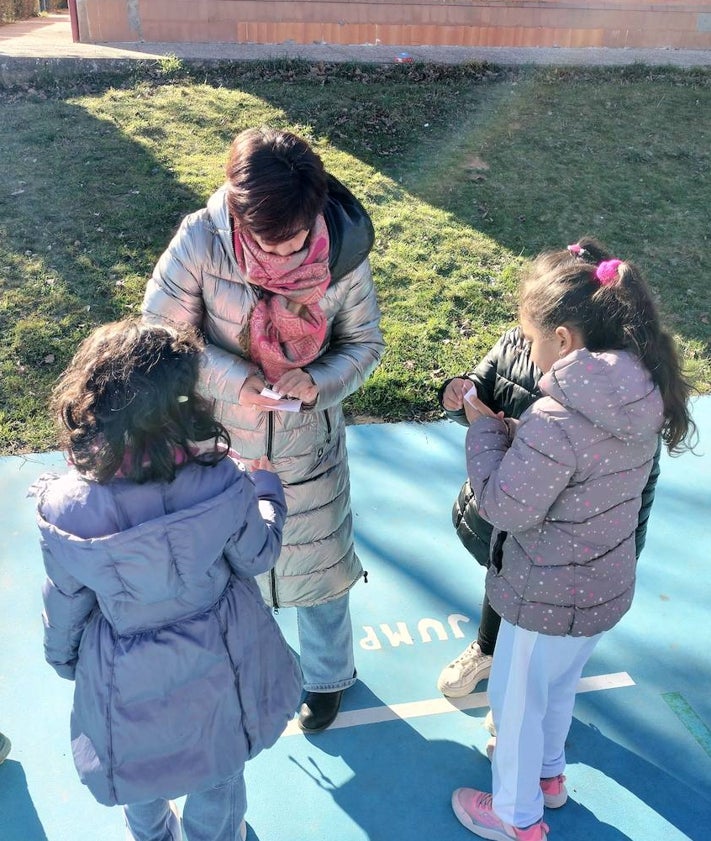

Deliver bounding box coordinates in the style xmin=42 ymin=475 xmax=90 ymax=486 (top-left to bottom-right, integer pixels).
xmin=488 ymin=619 xmax=603 ymax=828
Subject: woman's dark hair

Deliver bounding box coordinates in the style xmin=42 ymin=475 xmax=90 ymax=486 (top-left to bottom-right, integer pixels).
xmin=225 ymin=126 xmax=328 ymax=243
xmin=520 ymin=236 xmax=695 ymax=453
xmin=52 ymin=319 xmax=230 ymax=484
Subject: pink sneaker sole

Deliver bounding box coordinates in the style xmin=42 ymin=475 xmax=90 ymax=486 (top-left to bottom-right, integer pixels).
xmin=451 ymin=788 xmax=549 ymax=840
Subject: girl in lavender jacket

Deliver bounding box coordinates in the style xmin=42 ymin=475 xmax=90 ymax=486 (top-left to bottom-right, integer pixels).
xmin=450 ymin=238 xmax=695 ymax=841
xmin=31 ymin=319 xmax=301 ymax=841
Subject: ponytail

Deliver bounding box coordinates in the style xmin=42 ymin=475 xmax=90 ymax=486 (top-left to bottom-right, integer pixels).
xmin=521 ymin=237 xmax=696 ymax=453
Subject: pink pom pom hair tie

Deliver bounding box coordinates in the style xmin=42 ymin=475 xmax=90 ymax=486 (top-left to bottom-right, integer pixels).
xmin=567 ymin=242 xmax=592 ymax=260
xmin=594 ymin=259 xmax=623 ymax=285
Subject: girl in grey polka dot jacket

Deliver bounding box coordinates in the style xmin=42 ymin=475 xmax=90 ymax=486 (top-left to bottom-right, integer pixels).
xmin=451 ymin=237 xmax=696 ymax=841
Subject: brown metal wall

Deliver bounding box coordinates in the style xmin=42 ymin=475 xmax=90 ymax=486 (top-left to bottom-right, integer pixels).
xmin=75 ymin=0 xmax=711 ymax=50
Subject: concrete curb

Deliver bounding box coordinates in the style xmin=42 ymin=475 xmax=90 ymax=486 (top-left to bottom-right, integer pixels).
xmin=1 ymin=14 xmax=710 ymax=87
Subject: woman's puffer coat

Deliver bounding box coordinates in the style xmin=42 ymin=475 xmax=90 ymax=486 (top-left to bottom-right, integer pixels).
xmin=33 ymin=460 xmax=302 ymax=806
xmin=466 ymin=349 xmax=664 ymax=637
xmin=142 ymin=182 xmax=384 ymax=608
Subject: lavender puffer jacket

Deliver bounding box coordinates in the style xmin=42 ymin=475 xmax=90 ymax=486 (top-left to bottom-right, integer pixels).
xmin=466 ymin=349 xmax=664 ymax=636
xmin=32 ymin=459 xmax=301 ymax=806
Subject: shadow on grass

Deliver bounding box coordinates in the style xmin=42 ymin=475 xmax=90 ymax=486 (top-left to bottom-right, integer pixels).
xmin=227 ymin=61 xmax=711 ymax=365
xmin=0 ymin=94 xmax=203 ymax=450
xmin=1 ymin=61 xmax=709 ymax=452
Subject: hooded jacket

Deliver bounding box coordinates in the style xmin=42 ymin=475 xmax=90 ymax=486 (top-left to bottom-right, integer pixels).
xmin=142 ymin=178 xmax=384 ymax=608
xmin=443 ymin=327 xmax=661 ymax=566
xmin=466 ymin=348 xmax=664 ymax=636
xmin=33 ymin=459 xmax=301 ymax=806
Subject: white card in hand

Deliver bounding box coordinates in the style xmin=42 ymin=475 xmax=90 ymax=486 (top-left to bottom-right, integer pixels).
xmin=259 ymin=387 xmax=302 ymax=412
xmin=463 ymin=383 xmax=478 ymax=406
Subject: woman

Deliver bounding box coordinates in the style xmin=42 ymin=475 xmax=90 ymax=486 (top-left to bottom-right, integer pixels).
xmin=142 ymin=127 xmax=384 ymax=733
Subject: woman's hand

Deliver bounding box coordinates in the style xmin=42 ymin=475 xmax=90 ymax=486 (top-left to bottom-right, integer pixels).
xmin=442 ymin=377 xmax=471 ymax=411
xmin=272 ymin=368 xmax=319 ymax=406
xmin=238 ymin=374 xmax=285 ymax=411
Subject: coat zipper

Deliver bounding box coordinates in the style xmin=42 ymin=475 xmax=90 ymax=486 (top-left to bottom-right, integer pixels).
xmin=266 ymin=411 xmax=330 ymax=610
xmin=266 ymin=412 xmax=279 ymax=611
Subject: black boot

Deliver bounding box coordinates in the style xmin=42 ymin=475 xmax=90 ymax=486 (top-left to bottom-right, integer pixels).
xmin=297 ymin=690 xmax=343 ymax=733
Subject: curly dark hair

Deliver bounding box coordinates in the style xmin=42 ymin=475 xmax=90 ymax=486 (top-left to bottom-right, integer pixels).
xmin=52 ymin=319 xmax=230 ymax=483
xmin=520 ymin=236 xmax=696 ymax=453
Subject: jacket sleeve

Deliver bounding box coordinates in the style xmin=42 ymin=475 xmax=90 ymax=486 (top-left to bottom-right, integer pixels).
xmin=41 ymin=547 xmax=98 ymax=681
xmin=470 ymin=331 xmax=513 ymax=411
xmin=635 ymin=435 xmax=662 ymax=558
xmin=142 ymin=213 xmax=257 ymax=405
xmin=466 ymin=409 xmax=577 ymax=532
xmin=223 ymin=470 xmax=288 ymax=577
xmin=143 ymin=214 xmax=207 ymax=328
xmin=306 ymin=259 xmax=385 ymax=409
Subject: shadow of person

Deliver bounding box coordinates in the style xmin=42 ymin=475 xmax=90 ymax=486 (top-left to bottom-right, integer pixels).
xmin=556 ymin=717 xmax=711 ymax=840
xmin=245 ymin=677 xmax=711 ymax=841
xmin=266 ymin=683 xmax=665 ymax=841
xmin=290 ymin=715 xmax=486 ymax=838
xmin=0 ymin=760 xmax=50 ymax=841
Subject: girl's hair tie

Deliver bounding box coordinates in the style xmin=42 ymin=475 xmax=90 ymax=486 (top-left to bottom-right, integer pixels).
xmin=595 ymin=259 xmax=623 ymax=285
xmin=567 ymin=242 xmax=592 ymax=260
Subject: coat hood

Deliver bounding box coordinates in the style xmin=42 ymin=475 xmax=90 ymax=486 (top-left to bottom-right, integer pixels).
xmin=540 ymin=349 xmax=663 ymax=442
xmin=35 ymin=476 xmax=244 ymax=606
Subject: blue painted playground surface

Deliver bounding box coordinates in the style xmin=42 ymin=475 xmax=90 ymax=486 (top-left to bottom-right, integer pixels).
xmin=1 ymin=401 xmax=710 ymax=841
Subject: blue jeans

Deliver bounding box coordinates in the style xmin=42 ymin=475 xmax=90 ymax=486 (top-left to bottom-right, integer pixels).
xmin=296 ymin=592 xmax=357 ymax=692
xmin=123 ymin=769 xmax=246 ymax=841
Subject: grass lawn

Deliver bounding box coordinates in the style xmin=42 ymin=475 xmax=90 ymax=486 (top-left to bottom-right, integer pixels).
xmin=0 ymin=59 xmax=709 ymax=454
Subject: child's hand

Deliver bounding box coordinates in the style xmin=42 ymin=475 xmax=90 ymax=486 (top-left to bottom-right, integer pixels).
xmin=463 ymin=395 xmax=501 ymax=425
xmin=442 ymin=378 xmax=471 ymax=411
xmin=250 ymin=455 xmax=275 ymax=472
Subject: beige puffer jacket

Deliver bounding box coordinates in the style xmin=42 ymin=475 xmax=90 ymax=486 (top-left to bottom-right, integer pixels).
xmin=142 ymin=185 xmax=384 ymax=607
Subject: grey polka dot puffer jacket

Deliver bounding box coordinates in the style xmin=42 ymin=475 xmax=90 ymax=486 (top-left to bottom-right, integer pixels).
xmin=466 ymin=348 xmax=664 ymax=637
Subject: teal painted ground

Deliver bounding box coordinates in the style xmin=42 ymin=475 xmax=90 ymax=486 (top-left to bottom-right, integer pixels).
xmin=1 ymin=400 xmax=710 ymax=841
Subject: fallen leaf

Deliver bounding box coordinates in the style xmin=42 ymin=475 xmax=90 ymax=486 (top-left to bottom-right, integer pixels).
xmin=464 ymin=155 xmax=490 ymax=171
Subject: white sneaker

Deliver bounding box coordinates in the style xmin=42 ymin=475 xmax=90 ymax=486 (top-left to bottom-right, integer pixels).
xmin=0 ymin=733 xmax=11 ymax=764
xmin=437 ymin=641 xmax=493 ymax=698
xmin=484 ymin=709 xmax=496 ymax=735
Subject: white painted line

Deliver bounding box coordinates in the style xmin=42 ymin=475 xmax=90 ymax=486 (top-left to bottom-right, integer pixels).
xmin=283 ymin=671 xmax=635 ymax=737
xmin=577 ymin=671 xmax=636 ymax=693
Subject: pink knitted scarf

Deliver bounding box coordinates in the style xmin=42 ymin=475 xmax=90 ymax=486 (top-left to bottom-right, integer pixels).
xmin=233 ymin=215 xmax=330 ymax=384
